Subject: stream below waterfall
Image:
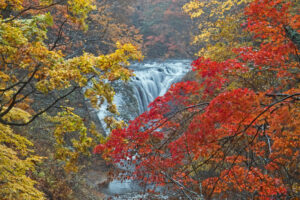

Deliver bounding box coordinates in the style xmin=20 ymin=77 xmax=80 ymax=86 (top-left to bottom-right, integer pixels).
xmin=97 ymin=60 xmax=191 ymax=199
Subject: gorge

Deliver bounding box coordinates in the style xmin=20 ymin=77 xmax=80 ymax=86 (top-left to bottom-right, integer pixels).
xmin=97 ymin=59 xmax=192 ymax=199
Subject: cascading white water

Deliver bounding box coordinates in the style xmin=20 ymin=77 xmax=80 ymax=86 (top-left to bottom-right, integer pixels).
xmin=128 ymin=59 xmax=191 ymax=114
xmin=97 ymin=60 xmax=191 ymax=130
xmin=97 ymin=60 xmax=191 ymax=199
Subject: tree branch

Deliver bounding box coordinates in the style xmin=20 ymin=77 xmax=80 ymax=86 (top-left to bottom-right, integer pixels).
xmin=0 ymin=65 xmax=40 ymax=118
xmin=0 ymin=86 xmax=79 ymax=126
xmin=4 ymin=1 xmax=65 ymax=22
xmin=49 ymin=19 xmax=67 ymax=51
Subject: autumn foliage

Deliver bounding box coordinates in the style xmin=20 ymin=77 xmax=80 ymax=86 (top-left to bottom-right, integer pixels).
xmin=95 ymin=0 xmax=300 ymax=199
xmin=0 ymin=0 xmax=142 ymax=199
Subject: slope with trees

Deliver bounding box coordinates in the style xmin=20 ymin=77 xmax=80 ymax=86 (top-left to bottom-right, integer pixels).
xmin=132 ymin=0 xmax=193 ymax=58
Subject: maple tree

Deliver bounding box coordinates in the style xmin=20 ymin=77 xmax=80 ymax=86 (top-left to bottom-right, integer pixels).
xmin=95 ymin=0 xmax=300 ymax=199
xmin=0 ymin=0 xmax=142 ymax=199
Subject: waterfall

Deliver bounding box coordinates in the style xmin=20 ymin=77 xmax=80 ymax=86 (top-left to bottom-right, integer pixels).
xmin=129 ymin=59 xmax=191 ymax=114
xmin=97 ymin=60 xmax=191 ymax=131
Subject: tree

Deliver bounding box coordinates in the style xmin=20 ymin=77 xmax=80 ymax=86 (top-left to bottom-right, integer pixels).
xmin=183 ymin=0 xmax=253 ymax=61
xmin=95 ymin=0 xmax=299 ymax=199
xmin=0 ymin=0 xmax=142 ymax=199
